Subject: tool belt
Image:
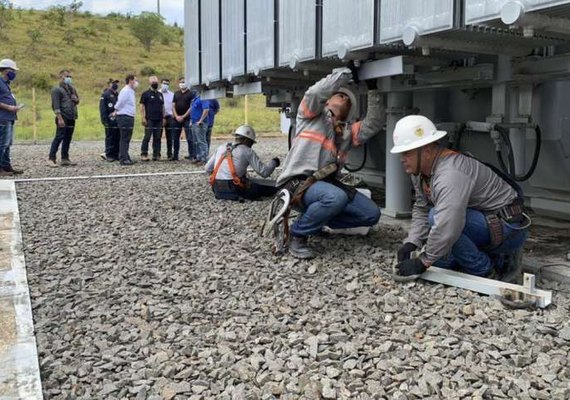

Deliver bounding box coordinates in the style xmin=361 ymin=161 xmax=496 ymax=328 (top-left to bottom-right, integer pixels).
xmin=484 ymin=198 xmax=526 ymax=249
xmin=282 ymin=163 xmax=339 ymax=208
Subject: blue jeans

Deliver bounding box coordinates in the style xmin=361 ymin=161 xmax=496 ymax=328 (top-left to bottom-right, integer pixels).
xmin=206 ymin=125 xmax=213 ymax=153
xmin=429 ymin=208 xmax=528 ymax=276
xmin=291 ymin=181 xmax=381 ymax=237
xmin=192 ymin=124 xmax=208 ymax=162
xmin=0 ymin=121 xmax=14 ymax=169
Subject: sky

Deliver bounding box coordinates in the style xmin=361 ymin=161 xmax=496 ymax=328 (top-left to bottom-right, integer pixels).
xmin=9 ymin=0 xmax=184 ymax=26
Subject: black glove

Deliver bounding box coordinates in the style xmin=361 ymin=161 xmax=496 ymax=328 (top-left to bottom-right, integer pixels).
xmin=272 ymin=157 xmax=280 ymax=167
xmin=397 ymin=242 xmax=418 ymax=262
xmin=347 ymin=60 xmax=359 ymax=84
xmin=396 ymin=258 xmax=427 ymax=277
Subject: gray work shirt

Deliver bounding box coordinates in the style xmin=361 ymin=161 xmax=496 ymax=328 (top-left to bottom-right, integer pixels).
xmin=407 ymin=151 xmax=518 ymax=264
xmin=205 ymin=143 xmax=277 ymax=179
xmin=51 ymin=83 xmax=79 ymax=120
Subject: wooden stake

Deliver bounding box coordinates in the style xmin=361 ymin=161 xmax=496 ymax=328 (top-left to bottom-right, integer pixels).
xmin=32 ymin=88 xmax=37 ymax=144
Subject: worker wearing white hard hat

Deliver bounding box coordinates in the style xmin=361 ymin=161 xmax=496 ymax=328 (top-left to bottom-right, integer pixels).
xmin=206 ymin=124 xmax=280 ymax=201
xmin=0 ymin=58 xmax=24 ymax=176
xmin=275 ymin=66 xmax=385 ymax=259
xmin=392 ymin=115 xmax=529 ymax=282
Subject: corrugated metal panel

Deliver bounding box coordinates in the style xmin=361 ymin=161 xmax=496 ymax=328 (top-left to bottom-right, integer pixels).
xmin=465 ymin=0 xmax=570 ymax=24
xmin=222 ymin=0 xmax=245 ymax=81
xmin=185 ymin=0 xmax=200 ymax=86
xmin=201 ymin=0 xmax=220 ymax=85
xmin=322 ymin=0 xmax=375 ymax=58
xmin=247 ymin=0 xmax=275 ymax=74
xmin=279 ymin=0 xmax=317 ymax=67
xmin=379 ymin=0 xmax=455 ymax=44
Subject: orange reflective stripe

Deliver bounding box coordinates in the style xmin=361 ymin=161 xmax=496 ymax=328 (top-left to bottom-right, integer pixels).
xmin=299 ymin=98 xmax=317 ymax=119
xmin=209 ymin=152 xmax=227 ymax=186
xmin=209 ymin=146 xmax=244 ymax=188
xmin=351 ymin=121 xmax=363 ymax=146
xmin=297 ymin=130 xmax=337 ymax=153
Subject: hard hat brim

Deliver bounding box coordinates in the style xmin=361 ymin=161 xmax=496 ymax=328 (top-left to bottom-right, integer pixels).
xmin=390 ymin=130 xmax=447 ymax=154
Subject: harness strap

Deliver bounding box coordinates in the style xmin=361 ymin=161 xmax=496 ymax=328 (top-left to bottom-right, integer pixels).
xmin=209 ymin=144 xmax=246 ymax=189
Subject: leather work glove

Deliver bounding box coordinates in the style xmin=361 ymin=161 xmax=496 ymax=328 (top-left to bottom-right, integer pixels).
xmin=347 ymin=60 xmax=360 ymax=84
xmin=272 ymin=157 xmax=280 ymax=167
xmin=397 ymin=242 xmax=418 ymax=262
xmin=396 ymin=258 xmax=427 ymax=277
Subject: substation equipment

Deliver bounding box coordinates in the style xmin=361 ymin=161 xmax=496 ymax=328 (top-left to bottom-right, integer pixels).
xmin=185 ymin=0 xmax=570 ymax=221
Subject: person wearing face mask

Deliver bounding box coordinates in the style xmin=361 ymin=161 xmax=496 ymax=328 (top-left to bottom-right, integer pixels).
xmin=115 ymin=74 xmax=139 ymax=166
xmin=49 ymin=69 xmax=80 ymax=167
xmin=139 ymin=75 xmax=165 ymax=161
xmin=172 ymin=77 xmax=196 ymax=161
xmin=0 ymin=59 xmax=24 ymax=176
xmin=159 ymin=78 xmax=175 ymax=160
xmin=99 ymin=78 xmax=121 ymax=162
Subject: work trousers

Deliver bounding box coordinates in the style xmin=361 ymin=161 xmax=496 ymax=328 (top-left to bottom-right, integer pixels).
xmin=0 ymin=121 xmax=14 ymax=169
xmin=103 ymin=119 xmax=120 ymax=160
xmin=141 ymin=119 xmax=163 ymax=158
xmin=172 ymin=119 xmax=191 ymax=160
xmin=163 ymin=116 xmax=175 ymax=158
xmin=429 ymin=208 xmax=528 ymax=276
xmin=49 ymin=118 xmax=75 ymax=161
xmin=117 ymin=115 xmax=134 ymax=163
xmin=192 ymin=124 xmax=208 ymax=162
xmin=290 ymin=181 xmax=381 ymax=237
xmin=213 ymin=179 xmax=279 ymax=201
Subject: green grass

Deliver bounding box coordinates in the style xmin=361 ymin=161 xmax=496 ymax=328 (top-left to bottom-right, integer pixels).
xmin=2 ymin=8 xmax=280 ymax=141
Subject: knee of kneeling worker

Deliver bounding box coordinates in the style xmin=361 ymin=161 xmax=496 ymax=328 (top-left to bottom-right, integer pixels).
xmin=319 ymin=190 xmax=349 ymax=210
xmin=365 ymin=207 xmax=381 ymax=226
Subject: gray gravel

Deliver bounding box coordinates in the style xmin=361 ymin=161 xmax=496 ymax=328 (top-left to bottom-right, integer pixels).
xmin=11 ymin=140 xmax=570 ymax=399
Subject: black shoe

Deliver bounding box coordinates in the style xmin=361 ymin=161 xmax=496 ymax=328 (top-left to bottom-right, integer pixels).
xmin=289 ymin=236 xmax=315 ymax=259
xmin=4 ymin=167 xmax=23 ymax=175
xmin=120 ymin=160 xmax=135 ymax=166
xmin=184 ymin=156 xmax=191 ymax=160
xmin=499 ymin=248 xmax=523 ymax=284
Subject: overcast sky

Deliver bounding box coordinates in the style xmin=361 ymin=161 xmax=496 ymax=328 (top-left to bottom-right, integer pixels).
xmin=10 ymin=0 xmax=183 ymax=26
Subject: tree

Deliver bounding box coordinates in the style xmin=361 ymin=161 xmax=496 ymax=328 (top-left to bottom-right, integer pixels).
xmin=0 ymin=0 xmax=13 ymax=33
xmin=129 ymin=12 xmax=165 ymax=52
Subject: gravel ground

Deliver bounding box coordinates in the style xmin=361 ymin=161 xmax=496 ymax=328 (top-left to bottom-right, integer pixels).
xmin=10 ymin=140 xmax=570 ymax=399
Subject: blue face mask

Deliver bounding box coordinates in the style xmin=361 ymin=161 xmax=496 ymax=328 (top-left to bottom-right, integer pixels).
xmin=63 ymin=77 xmax=73 ymax=85
xmin=6 ymin=71 xmax=16 ymax=81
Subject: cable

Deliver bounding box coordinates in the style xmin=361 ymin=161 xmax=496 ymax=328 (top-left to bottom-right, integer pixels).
xmin=495 ymin=124 xmax=542 ymax=181
xmin=344 ymin=143 xmax=368 ymax=172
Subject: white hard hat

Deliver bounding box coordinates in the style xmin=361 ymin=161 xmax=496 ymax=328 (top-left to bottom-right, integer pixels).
xmin=390 ymin=115 xmax=447 ymax=154
xmin=234 ymin=124 xmax=256 ymax=142
xmin=0 ymin=59 xmax=19 ymax=71
xmin=334 ymin=86 xmax=359 ymax=122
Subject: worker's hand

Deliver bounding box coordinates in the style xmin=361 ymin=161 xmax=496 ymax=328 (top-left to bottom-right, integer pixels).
xmin=272 ymin=157 xmax=280 ymax=167
xmin=396 ymin=258 xmax=427 ymax=276
xmin=347 ymin=60 xmax=359 ymax=84
xmin=175 ymin=115 xmax=183 ymax=123
xmin=397 ymin=242 xmax=417 ymax=262
xmin=57 ymin=118 xmax=65 ymax=128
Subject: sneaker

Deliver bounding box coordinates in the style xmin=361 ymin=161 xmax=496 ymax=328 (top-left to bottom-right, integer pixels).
xmin=100 ymin=153 xmax=107 ymax=161
xmin=289 ymin=235 xmax=315 ymax=259
xmin=170 ymin=157 xmax=179 ymax=162
xmin=141 ymin=154 xmax=150 ymax=162
xmin=3 ymin=167 xmax=23 ymax=175
xmin=60 ymin=159 xmax=77 ymax=166
xmin=47 ymin=159 xmax=58 ymax=168
xmin=0 ymin=169 xmax=14 ymax=177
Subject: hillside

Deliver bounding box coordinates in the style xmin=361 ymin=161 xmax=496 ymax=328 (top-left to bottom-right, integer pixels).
xmin=1 ymin=6 xmax=280 ymax=141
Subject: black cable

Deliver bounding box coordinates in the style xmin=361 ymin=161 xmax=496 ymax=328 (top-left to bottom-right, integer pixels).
xmin=495 ymin=124 xmax=542 ymax=181
xmin=287 ymin=124 xmax=293 ymax=150
xmin=344 ymin=143 xmax=367 ymax=172
xmin=514 ymin=125 xmax=541 ymax=182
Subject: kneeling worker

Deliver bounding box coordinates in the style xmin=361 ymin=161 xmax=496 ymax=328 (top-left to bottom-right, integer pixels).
xmin=275 ymin=67 xmax=386 ymax=259
xmin=206 ymin=124 xmax=280 ymax=201
xmin=392 ymin=115 xmax=529 ymax=281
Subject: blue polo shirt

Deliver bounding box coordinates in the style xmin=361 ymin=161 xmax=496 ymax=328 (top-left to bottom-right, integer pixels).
xmin=190 ymin=95 xmax=209 ymax=124
xmin=0 ymin=79 xmax=17 ymax=122
xmin=205 ymin=99 xmax=220 ymax=128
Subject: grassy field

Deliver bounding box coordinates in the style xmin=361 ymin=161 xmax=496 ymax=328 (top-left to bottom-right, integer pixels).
xmin=1 ymin=6 xmax=281 ymax=141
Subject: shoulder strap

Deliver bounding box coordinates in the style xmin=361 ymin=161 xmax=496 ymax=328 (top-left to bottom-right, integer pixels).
xmin=209 ymin=144 xmax=245 ymax=188
xmin=462 ymin=152 xmax=524 ymax=198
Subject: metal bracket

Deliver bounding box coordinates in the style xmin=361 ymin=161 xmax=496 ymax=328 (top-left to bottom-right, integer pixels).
xmin=420 ymin=268 xmax=552 ymax=308
xmin=201 ymin=87 xmax=227 ymax=100
xmin=357 ymin=56 xmax=411 ymax=80
xmin=233 ymin=81 xmax=262 ymax=96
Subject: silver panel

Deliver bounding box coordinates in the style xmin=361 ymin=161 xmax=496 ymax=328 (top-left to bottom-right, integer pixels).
xmin=466 ymin=0 xmax=570 ymax=25
xmin=201 ymin=0 xmax=221 ymax=86
xmin=322 ymin=0 xmax=375 ymax=58
xmin=279 ymin=0 xmax=317 ymax=67
xmin=379 ymin=0 xmax=455 ymax=44
xmin=222 ymin=0 xmax=245 ymax=81
xmin=185 ymin=0 xmax=200 ymax=86
xmin=247 ymin=0 xmax=275 ymax=75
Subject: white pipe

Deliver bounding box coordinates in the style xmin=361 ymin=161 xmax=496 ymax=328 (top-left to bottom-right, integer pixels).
xmin=501 ymin=1 xmax=570 ymax=37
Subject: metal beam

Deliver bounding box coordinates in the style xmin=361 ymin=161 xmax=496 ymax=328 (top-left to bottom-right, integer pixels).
xmin=233 ymin=81 xmax=262 ymax=96
xmin=201 ymin=87 xmax=227 ymax=100
xmin=420 ymin=267 xmax=552 ymax=308
xmin=357 ymin=56 xmax=412 ymax=80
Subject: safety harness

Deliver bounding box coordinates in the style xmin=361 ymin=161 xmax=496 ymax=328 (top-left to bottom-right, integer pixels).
xmin=209 ymin=143 xmax=246 ymax=190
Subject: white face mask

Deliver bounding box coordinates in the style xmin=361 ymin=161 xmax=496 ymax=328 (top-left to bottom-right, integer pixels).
xmin=179 ymin=83 xmax=187 ymax=90
xmin=133 ymin=80 xmax=139 ymax=90
xmin=161 ymin=83 xmax=169 ymax=92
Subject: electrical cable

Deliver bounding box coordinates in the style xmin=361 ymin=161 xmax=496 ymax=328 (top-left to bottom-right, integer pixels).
xmin=344 ymin=143 xmax=368 ymax=172
xmin=495 ymin=124 xmax=542 ymax=181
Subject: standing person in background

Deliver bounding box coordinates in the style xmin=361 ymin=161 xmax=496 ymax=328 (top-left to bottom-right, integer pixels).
xmin=99 ymin=78 xmax=120 ymax=162
xmin=49 ymin=69 xmax=80 ymax=167
xmin=204 ymin=98 xmax=220 ymax=154
xmin=160 ymin=78 xmax=175 ymax=160
xmin=0 ymin=59 xmax=23 ymax=176
xmin=189 ymin=94 xmax=209 ymax=165
xmin=139 ymin=75 xmax=164 ymax=161
xmin=115 ymin=74 xmax=138 ymax=166
xmin=172 ymin=77 xmax=195 ymax=161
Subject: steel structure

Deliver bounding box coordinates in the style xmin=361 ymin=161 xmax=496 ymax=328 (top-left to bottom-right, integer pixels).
xmin=185 ymin=0 xmax=570 ymax=220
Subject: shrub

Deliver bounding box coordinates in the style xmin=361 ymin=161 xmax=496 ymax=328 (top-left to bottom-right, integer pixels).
xmin=130 ymin=12 xmax=165 ymax=52
xmin=140 ymin=65 xmax=158 ymax=76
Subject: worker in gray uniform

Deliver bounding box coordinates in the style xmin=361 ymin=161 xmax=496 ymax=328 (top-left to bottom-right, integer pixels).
xmin=276 ymin=67 xmax=386 ymax=259
xmin=206 ymin=124 xmax=280 ymax=201
xmin=392 ymin=115 xmax=529 ymax=281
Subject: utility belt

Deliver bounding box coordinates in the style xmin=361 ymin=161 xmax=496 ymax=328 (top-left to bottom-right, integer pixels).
xmin=484 ymin=198 xmax=528 ymax=250
xmin=212 ymin=178 xmax=250 ymax=192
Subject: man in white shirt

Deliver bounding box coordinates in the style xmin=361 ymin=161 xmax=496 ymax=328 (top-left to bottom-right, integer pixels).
xmin=114 ymin=74 xmax=138 ymax=166
xmin=160 ymin=78 xmax=175 ymax=160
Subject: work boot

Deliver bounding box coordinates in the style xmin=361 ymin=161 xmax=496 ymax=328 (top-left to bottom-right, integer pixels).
xmin=3 ymin=167 xmax=23 ymax=175
xmin=0 ymin=169 xmax=14 ymax=177
xmin=141 ymin=154 xmax=150 ymax=162
xmin=499 ymin=248 xmax=523 ymax=284
xmin=289 ymin=235 xmax=314 ymax=259
xmin=47 ymin=159 xmax=58 ymax=168
xmin=60 ymin=159 xmax=77 ymax=166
